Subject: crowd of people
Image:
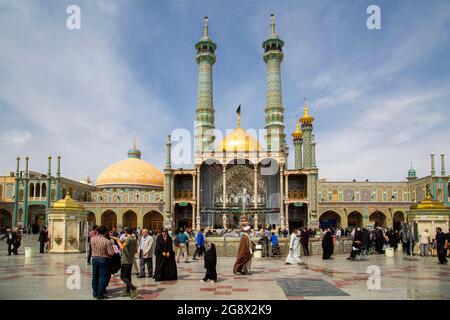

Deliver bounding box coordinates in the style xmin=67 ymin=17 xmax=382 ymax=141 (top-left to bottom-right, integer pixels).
xmin=1 ymin=222 xmax=449 ymax=300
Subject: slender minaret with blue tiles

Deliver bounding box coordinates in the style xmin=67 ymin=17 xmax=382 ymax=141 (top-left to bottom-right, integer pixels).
xmin=194 ymin=17 xmax=216 ymax=153
xmin=263 ymin=14 xmax=286 ymax=152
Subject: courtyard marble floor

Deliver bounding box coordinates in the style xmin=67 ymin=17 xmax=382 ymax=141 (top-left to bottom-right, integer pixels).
xmin=1 ymin=236 xmax=449 ymax=300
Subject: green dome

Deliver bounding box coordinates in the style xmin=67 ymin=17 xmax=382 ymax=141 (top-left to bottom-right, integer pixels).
xmin=408 ymin=167 xmax=416 ymax=177
xmin=128 ymin=140 xmax=141 ymax=159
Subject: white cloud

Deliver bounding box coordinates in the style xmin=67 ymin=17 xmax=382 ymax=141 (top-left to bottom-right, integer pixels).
xmin=0 ymin=130 xmax=31 ymax=146
xmin=0 ymin=1 xmax=171 ymax=181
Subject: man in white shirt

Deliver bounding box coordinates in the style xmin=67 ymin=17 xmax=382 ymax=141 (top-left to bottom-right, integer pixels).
xmin=420 ymin=229 xmax=430 ymax=257
xmin=137 ymin=229 xmax=155 ymax=278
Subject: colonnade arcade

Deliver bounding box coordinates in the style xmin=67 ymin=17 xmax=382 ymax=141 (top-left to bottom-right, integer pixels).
xmin=318 ymin=208 xmax=407 ymax=230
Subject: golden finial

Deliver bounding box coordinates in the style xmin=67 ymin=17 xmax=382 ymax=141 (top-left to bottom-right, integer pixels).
xmin=270 ymin=14 xmax=275 ymax=34
xmin=236 ymin=104 xmax=241 ymax=128
xmin=292 ymin=115 xmax=303 ymax=139
xmin=204 ymin=16 xmax=209 ymax=37
xmin=300 ymin=98 xmax=314 ymax=124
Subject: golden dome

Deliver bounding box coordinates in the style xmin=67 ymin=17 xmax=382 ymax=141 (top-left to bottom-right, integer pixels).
xmin=292 ymin=121 xmax=303 ymax=140
xmin=96 ymin=158 xmax=163 ymax=188
xmin=217 ymin=127 xmax=261 ymax=152
xmin=53 ymin=194 xmax=85 ymax=210
xmin=300 ymin=99 xmax=314 ymax=125
xmin=410 ymin=194 xmax=448 ymax=211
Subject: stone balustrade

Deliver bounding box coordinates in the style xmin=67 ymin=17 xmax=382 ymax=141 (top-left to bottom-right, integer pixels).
xmin=185 ymin=237 xmax=353 ymax=257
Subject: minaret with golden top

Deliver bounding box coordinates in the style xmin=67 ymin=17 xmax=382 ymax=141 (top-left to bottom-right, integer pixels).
xmin=300 ymin=99 xmax=315 ymax=168
xmin=292 ymin=117 xmax=303 ymax=169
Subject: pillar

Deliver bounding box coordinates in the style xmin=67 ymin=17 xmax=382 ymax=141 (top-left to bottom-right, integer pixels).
xmin=222 ymin=165 xmax=226 ymax=209
xmin=46 ymin=156 xmax=52 ymax=210
xmin=441 ymin=153 xmax=446 ymax=176
xmin=279 ymin=164 xmax=285 ymax=228
xmin=192 ymin=174 xmax=196 ymax=201
xmin=196 ymin=166 xmax=201 ymax=230
xmin=192 ymin=204 xmax=196 ymax=230
xmin=431 ymin=153 xmax=436 ymax=177
xmin=253 ymin=166 xmax=258 ymax=208
xmin=23 ymin=157 xmax=29 ymax=227
xmin=285 ymin=173 xmax=289 ymax=201
xmin=285 ymin=203 xmax=289 ymax=230
xmin=56 ymin=156 xmax=61 ymax=201
xmin=163 ymin=135 xmax=173 ymax=228
xmin=13 ymin=157 xmax=20 ymax=226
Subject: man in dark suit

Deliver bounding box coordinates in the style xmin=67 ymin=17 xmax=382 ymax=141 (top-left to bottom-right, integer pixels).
xmin=1 ymin=227 xmax=16 ymax=256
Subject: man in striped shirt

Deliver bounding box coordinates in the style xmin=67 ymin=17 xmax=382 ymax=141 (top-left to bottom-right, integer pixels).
xmin=91 ymin=226 xmax=115 ymax=299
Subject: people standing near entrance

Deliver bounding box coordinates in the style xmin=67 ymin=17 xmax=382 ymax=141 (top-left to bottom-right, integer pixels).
xmin=322 ymin=227 xmax=334 ymax=260
xmin=201 ymin=243 xmax=217 ymax=283
xmin=420 ymin=229 xmax=431 ymax=257
xmin=176 ymin=228 xmax=189 ymax=263
xmin=233 ymin=226 xmax=256 ymax=275
xmin=38 ymin=226 xmax=48 ymax=254
xmin=90 ymin=226 xmax=115 ymax=299
xmin=285 ymin=229 xmax=302 ymax=265
xmin=112 ymin=227 xmax=141 ymax=298
xmin=1 ymin=227 xmax=16 ymax=256
xmin=154 ymin=228 xmax=178 ymax=281
xmin=300 ymin=227 xmax=311 ymax=257
xmin=137 ymin=229 xmax=154 ymax=278
xmin=192 ymin=229 xmax=205 ymax=261
xmin=434 ymin=227 xmax=448 ymax=265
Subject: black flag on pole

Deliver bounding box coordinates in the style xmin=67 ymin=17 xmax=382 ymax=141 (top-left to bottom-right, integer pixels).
xmin=236 ymin=104 xmax=241 ymax=114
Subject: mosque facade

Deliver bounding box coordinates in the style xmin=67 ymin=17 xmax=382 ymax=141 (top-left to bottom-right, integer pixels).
xmin=1 ymin=16 xmax=449 ymax=233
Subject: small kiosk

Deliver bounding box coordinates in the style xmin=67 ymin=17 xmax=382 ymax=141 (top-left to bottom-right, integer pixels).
xmin=46 ymin=193 xmax=88 ymax=253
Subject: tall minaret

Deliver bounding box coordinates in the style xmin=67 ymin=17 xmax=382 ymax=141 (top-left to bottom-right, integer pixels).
xmin=291 ymin=118 xmax=303 ymax=169
xmin=263 ymin=14 xmax=286 ymax=152
xmin=194 ymin=17 xmax=216 ymax=153
xmin=301 ymin=99 xmax=315 ymax=168
xmin=163 ymin=134 xmax=173 ymax=228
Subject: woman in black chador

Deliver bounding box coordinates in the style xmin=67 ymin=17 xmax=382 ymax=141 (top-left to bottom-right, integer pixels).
xmin=154 ymin=228 xmax=178 ymax=281
xmin=202 ymin=243 xmax=217 ymax=282
xmin=322 ymin=228 xmax=334 ymax=260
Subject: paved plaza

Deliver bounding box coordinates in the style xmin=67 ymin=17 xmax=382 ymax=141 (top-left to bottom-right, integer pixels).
xmin=0 ymin=235 xmax=449 ymax=300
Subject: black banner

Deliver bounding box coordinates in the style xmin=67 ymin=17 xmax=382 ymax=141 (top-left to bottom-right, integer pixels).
xmin=200 ymin=208 xmax=280 ymax=216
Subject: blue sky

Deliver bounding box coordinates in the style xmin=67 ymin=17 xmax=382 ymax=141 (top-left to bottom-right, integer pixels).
xmin=0 ymin=0 xmax=449 ymax=182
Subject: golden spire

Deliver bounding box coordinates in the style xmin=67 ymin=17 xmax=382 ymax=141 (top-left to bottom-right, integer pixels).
xmin=300 ymin=98 xmax=314 ymax=124
xmin=292 ymin=115 xmax=303 ymax=139
xmin=204 ymin=16 xmax=209 ymax=37
xmin=270 ymin=14 xmax=275 ymax=34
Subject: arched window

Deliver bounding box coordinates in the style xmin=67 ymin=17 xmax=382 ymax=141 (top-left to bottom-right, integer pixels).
xmin=36 ymin=183 xmax=41 ymax=198
xmin=41 ymin=183 xmax=47 ymax=198
xmin=30 ymin=183 xmax=34 ymax=197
